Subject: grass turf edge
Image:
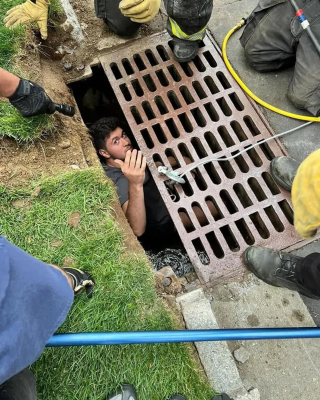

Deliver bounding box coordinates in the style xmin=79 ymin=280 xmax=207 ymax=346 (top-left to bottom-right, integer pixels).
xmin=0 ymin=0 xmax=63 ymax=141
xmin=0 ymin=168 xmax=215 ymax=400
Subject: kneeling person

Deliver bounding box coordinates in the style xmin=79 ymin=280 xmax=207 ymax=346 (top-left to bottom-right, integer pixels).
xmin=90 ymin=117 xmax=175 ymax=245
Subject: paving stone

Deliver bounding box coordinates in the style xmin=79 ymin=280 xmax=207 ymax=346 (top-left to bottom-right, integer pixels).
xmin=234 ymin=347 xmax=250 ymax=364
xmin=176 ymin=289 xmax=244 ymax=396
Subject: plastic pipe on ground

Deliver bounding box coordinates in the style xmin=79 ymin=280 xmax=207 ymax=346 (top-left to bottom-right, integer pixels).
xmin=47 ymin=328 xmax=320 ymax=347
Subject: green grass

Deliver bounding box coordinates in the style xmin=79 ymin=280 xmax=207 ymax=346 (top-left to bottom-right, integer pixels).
xmin=0 ymin=102 xmax=55 ymax=140
xmin=0 ymin=169 xmax=215 ymax=400
xmin=0 ymin=0 xmax=64 ymax=141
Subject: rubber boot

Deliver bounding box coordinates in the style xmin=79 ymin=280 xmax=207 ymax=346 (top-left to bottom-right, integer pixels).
xmin=270 ymin=156 xmax=299 ymax=191
xmin=244 ymin=246 xmax=320 ymax=299
xmin=172 ymin=37 xmax=200 ymax=63
xmin=106 ymin=384 xmax=137 ymax=400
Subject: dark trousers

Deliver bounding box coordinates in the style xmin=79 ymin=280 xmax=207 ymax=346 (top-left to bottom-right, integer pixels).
xmin=0 ymin=370 xmax=36 ymax=400
xmin=297 ymin=253 xmax=320 ymax=297
xmin=240 ymin=0 xmax=320 ymax=116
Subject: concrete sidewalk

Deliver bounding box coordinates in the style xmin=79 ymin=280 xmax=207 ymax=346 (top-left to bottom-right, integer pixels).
xmin=209 ymin=274 xmax=320 ymax=400
xmin=207 ymin=0 xmax=320 ymax=325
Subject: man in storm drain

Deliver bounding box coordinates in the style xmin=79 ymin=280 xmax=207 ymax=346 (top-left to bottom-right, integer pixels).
xmin=90 ymin=117 xmax=177 ymax=247
xmin=90 ymin=117 xmax=213 ymax=247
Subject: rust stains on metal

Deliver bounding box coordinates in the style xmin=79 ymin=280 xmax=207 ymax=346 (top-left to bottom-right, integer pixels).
xmin=99 ymin=32 xmax=304 ymax=285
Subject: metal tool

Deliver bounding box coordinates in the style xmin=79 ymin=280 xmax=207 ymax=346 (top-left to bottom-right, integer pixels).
xmin=53 ymin=103 xmax=75 ymax=117
xmin=289 ymin=0 xmax=320 ymax=57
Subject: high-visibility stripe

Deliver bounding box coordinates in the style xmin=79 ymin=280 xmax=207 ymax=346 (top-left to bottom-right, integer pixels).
xmin=169 ymin=18 xmax=207 ymax=41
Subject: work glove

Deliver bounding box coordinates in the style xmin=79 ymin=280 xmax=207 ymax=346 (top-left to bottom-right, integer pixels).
xmin=292 ymin=148 xmax=320 ymax=239
xmin=4 ymin=0 xmax=50 ymax=40
xmin=119 ymin=0 xmax=161 ymax=23
xmin=8 ymin=78 xmax=55 ymax=118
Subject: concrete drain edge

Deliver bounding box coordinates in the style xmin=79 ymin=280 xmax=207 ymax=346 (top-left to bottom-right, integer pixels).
xmin=176 ymin=289 xmax=260 ymax=400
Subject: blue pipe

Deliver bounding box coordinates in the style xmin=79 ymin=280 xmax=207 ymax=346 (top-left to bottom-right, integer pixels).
xmin=47 ymin=328 xmax=320 ymax=347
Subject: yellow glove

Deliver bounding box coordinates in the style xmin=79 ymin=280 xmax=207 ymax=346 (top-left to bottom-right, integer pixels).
xmin=119 ymin=0 xmax=161 ymax=23
xmin=4 ymin=0 xmax=50 ymax=40
xmin=292 ymin=148 xmax=320 ymax=238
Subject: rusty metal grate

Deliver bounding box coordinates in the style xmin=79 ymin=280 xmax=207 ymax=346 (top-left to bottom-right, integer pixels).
xmin=99 ymin=31 xmax=306 ymax=285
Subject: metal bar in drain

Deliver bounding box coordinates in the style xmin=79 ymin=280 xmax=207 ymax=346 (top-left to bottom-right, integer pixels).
xmin=99 ymin=31 xmax=307 ymax=285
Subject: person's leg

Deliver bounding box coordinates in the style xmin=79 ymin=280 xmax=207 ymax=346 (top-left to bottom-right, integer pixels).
xmin=95 ymin=0 xmax=140 ymax=36
xmin=164 ymin=0 xmax=213 ymax=62
xmin=296 ymin=253 xmax=320 ymax=297
xmin=244 ymin=246 xmax=320 ymax=299
xmin=287 ymin=3 xmax=320 ymax=115
xmin=0 ymin=369 xmax=36 ymax=400
xmin=240 ymin=0 xmax=296 ymax=72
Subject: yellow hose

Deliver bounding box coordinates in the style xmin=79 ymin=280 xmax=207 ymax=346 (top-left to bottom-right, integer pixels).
xmin=222 ymin=20 xmax=320 ymax=122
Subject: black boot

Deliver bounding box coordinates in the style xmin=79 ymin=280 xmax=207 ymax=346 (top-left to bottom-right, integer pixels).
xmin=270 ymin=156 xmax=299 ymax=191
xmin=244 ymin=246 xmax=320 ymax=299
xmin=169 ymin=395 xmax=186 ymax=400
xmin=106 ymin=384 xmax=137 ymax=400
xmin=172 ymin=38 xmax=199 ymax=63
xmin=211 ymin=395 xmax=233 ymax=400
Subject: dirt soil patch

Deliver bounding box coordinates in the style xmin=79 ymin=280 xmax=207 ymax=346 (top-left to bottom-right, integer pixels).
xmin=1 ymin=0 xmax=167 ymax=250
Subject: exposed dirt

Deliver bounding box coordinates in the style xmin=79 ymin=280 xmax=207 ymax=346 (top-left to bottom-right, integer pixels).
xmin=0 ymin=0 xmax=167 ymax=257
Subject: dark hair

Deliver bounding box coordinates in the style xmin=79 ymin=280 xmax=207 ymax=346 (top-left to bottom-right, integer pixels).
xmin=89 ymin=117 xmax=122 ymax=152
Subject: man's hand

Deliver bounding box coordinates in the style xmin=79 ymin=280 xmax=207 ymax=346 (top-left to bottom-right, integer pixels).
xmin=4 ymin=0 xmax=50 ymax=40
xmin=115 ymin=149 xmax=147 ymax=186
xmin=9 ymin=78 xmax=55 ymax=118
xmin=119 ymin=0 xmax=161 ymax=23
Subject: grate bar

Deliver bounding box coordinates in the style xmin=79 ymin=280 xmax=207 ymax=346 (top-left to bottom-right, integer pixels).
xmin=100 ymin=31 xmax=308 ymax=284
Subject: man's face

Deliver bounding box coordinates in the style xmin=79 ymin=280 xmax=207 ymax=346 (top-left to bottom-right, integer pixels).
xmin=99 ymin=127 xmax=132 ymax=161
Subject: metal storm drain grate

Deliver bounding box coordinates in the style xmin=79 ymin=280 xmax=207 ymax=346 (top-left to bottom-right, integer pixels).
xmin=99 ymin=31 xmax=306 ymax=285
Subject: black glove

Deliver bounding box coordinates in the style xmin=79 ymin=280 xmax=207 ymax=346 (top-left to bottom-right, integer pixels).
xmin=8 ymin=78 xmax=55 ymax=118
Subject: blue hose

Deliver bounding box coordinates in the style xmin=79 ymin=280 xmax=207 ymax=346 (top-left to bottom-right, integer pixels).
xmin=47 ymin=327 xmax=320 ymax=347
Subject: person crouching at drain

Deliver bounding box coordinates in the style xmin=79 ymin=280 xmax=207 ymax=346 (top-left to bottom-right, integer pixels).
xmin=106 ymin=384 xmax=233 ymax=400
xmin=4 ymin=0 xmax=213 ymax=63
xmin=89 ymin=117 xmax=215 ymax=249
xmin=95 ymin=0 xmax=214 ymax=63
xmin=244 ymin=150 xmax=320 ymax=300
xmin=240 ymin=0 xmax=320 ymax=116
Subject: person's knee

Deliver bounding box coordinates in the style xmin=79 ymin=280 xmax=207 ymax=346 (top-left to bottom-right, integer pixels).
xmin=242 ymin=43 xmax=268 ymax=72
xmin=104 ymin=17 xmax=140 ymax=36
xmin=287 ymin=87 xmax=305 ymax=111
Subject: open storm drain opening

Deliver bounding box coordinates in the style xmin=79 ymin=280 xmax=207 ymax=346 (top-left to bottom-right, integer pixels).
xmin=69 ymin=65 xmax=195 ymax=278
xmin=71 ymin=31 xmax=307 ymax=285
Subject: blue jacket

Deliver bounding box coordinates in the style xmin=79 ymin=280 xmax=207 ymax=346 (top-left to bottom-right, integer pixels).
xmin=0 ymin=237 xmax=73 ymax=385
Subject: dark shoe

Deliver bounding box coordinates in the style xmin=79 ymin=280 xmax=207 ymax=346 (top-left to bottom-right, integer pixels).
xmin=172 ymin=38 xmax=199 ymax=63
xmin=106 ymin=384 xmax=137 ymax=400
xmin=244 ymin=246 xmax=320 ymax=299
xmin=211 ymin=395 xmax=233 ymax=400
xmin=63 ymin=267 xmax=95 ymax=298
xmin=169 ymin=395 xmax=187 ymax=400
xmin=270 ymin=156 xmax=299 ymax=191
